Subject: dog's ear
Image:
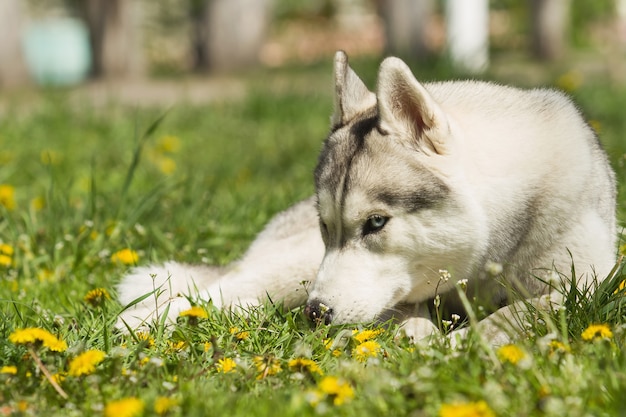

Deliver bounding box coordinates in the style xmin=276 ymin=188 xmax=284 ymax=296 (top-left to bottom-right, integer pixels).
xmin=377 ymin=57 xmax=451 ymax=155
xmin=331 ymin=51 xmax=376 ymax=128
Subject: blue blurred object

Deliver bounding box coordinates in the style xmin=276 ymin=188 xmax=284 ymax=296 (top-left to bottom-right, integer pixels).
xmin=23 ymin=17 xmax=92 ymax=86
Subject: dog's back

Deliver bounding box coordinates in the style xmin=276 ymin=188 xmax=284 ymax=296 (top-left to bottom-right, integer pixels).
xmin=427 ymin=80 xmax=616 ymax=288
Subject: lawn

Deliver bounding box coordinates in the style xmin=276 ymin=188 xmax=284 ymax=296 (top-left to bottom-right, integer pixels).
xmin=1 ymin=56 xmax=626 ymax=416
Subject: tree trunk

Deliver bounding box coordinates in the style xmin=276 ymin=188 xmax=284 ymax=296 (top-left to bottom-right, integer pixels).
xmin=80 ymin=0 xmax=144 ymax=78
xmin=191 ymin=0 xmax=272 ymax=72
xmin=530 ymin=0 xmax=570 ymax=60
xmin=445 ymin=0 xmax=489 ymax=73
xmin=376 ymin=0 xmax=435 ymax=59
xmin=0 ymin=0 xmax=28 ymax=87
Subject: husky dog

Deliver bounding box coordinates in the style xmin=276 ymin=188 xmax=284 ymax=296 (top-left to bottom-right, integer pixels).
xmin=117 ymin=51 xmax=616 ymax=343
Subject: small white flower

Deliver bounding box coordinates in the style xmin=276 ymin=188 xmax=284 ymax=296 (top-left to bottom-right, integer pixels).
xmin=456 ymin=279 xmax=468 ymax=290
xmin=451 ymin=314 xmax=461 ymax=323
xmin=149 ymin=357 xmax=164 ymax=367
xmin=109 ymin=346 xmax=130 ymax=358
xmin=433 ymin=294 xmax=441 ymax=308
xmin=485 ymin=260 xmax=503 ymax=276
xmin=438 ymin=269 xmax=451 ymax=282
xmin=53 ymin=314 xmax=65 ymax=327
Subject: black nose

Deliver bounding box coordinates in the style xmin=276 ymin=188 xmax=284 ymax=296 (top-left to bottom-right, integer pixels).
xmin=304 ymin=299 xmax=334 ymax=325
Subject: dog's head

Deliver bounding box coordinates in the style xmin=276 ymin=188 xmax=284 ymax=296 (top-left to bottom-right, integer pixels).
xmin=305 ymin=52 xmax=484 ymax=325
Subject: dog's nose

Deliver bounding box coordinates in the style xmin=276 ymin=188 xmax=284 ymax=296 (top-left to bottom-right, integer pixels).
xmin=304 ymin=299 xmax=333 ymax=325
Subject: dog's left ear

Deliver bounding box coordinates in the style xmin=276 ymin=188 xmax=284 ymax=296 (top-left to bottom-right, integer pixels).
xmin=331 ymin=51 xmax=376 ymax=128
xmin=377 ymin=57 xmax=451 ymax=155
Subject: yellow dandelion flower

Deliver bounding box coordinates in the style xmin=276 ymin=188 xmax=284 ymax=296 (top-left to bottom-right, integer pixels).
xmin=136 ymin=332 xmax=155 ymax=348
xmin=0 ymin=243 xmax=13 ymax=267
xmin=538 ymin=385 xmax=551 ymax=398
xmin=581 ymin=323 xmax=613 ymax=341
xmin=0 ymin=243 xmax=14 ymax=256
xmin=166 ymin=341 xmax=187 ymax=352
xmin=0 ymin=184 xmax=16 ymax=210
xmin=323 ymin=338 xmax=343 ymax=356
xmin=84 ymin=288 xmax=111 ymax=307
xmin=555 ymin=70 xmax=582 ymax=93
xmin=323 ymin=339 xmax=332 ymax=350
xmin=68 ymin=350 xmax=106 ymax=377
xmin=439 ymin=400 xmax=495 ymax=417
xmin=614 ymin=280 xmax=626 ymax=295
xmin=216 ymin=357 xmax=237 ymax=374
xmin=37 ymin=268 xmax=55 ymax=282
xmin=156 ymin=135 xmax=181 ymax=154
xmin=31 ymin=196 xmax=46 ymax=211
xmin=52 ymin=372 xmax=66 ymax=384
xmin=17 ymin=401 xmax=28 ymax=412
xmin=229 ymin=327 xmax=249 ymax=340
xmin=0 ymin=365 xmax=17 ymax=375
xmin=154 ymin=396 xmax=179 ymax=415
xmin=548 ymin=340 xmax=571 ymax=354
xmin=318 ymin=376 xmax=354 ymax=406
xmin=158 ymin=157 xmax=176 ymax=175
xmin=9 ymin=328 xmax=67 ymax=352
xmin=353 ymin=328 xmax=384 ymax=344
xmin=0 ymin=254 xmax=11 ymax=267
xmin=104 ymin=397 xmax=144 ymax=417
xmin=178 ymin=306 xmax=208 ymax=319
xmin=253 ymin=356 xmax=282 ymax=379
xmin=111 ymin=248 xmax=139 ymax=265
xmin=288 ymin=358 xmax=323 ymax=375
xmin=496 ymin=344 xmax=525 ymax=365
xmin=203 ymin=341 xmax=213 ymax=352
xmin=353 ymin=340 xmax=381 ymax=363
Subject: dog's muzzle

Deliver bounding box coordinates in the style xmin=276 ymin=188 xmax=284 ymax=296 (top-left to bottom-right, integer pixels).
xmin=304 ymin=299 xmax=334 ymax=325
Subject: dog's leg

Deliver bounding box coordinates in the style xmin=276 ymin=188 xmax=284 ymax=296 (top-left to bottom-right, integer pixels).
xmin=397 ymin=303 xmax=440 ymax=342
xmin=116 ymin=262 xmax=223 ymax=330
xmin=446 ymin=290 xmax=562 ymax=347
xmin=116 ymin=197 xmax=324 ymax=330
xmin=193 ymin=197 xmax=324 ymax=312
xmin=197 ymin=222 xmax=324 ymax=312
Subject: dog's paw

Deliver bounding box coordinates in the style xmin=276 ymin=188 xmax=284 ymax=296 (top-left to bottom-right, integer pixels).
xmin=397 ymin=317 xmax=440 ymax=343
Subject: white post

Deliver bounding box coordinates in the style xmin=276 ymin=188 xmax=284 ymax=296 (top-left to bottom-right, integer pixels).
xmin=0 ymin=0 xmax=28 ymax=87
xmin=445 ymin=0 xmax=489 ymax=73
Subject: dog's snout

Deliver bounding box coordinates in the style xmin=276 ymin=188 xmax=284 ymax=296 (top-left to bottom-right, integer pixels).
xmin=304 ymin=299 xmax=334 ymax=325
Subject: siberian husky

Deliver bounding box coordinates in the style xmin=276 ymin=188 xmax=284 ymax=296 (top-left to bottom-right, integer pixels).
xmin=117 ymin=51 xmax=616 ymax=344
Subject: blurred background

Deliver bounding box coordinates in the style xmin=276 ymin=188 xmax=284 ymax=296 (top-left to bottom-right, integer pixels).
xmin=1 ymin=0 xmax=625 ymax=92
xmin=1 ymin=0 xmax=626 ymax=273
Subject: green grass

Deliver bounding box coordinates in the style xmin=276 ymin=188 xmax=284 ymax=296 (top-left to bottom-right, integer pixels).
xmin=1 ymin=57 xmax=626 ymax=416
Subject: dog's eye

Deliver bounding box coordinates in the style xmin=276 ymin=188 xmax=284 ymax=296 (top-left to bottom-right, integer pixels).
xmin=363 ymin=215 xmax=389 ymax=235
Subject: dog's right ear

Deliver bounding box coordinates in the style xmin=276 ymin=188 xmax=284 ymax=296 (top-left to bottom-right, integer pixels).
xmin=331 ymin=51 xmax=376 ymax=129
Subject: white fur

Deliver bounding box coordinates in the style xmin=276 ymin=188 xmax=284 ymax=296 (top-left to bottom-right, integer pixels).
xmin=117 ymin=52 xmax=616 ymax=346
